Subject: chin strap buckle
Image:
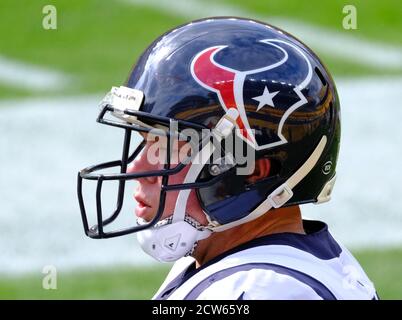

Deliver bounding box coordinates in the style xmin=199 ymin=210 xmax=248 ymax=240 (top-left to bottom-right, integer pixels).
xmin=268 ymin=184 xmax=294 ymax=208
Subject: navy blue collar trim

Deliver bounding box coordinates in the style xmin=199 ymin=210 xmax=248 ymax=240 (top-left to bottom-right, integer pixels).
xmin=202 ymin=220 xmax=342 ymax=268
xmin=155 ymin=219 xmax=342 ymax=299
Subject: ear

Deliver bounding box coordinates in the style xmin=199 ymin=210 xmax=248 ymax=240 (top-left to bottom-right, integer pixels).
xmin=246 ymin=158 xmax=271 ymax=184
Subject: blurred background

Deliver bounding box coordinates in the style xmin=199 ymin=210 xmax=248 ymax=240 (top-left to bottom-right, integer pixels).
xmin=0 ymin=0 xmax=401 ymax=299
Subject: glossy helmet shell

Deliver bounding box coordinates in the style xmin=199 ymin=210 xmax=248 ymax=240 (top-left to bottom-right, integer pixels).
xmin=126 ymin=17 xmax=341 ymax=226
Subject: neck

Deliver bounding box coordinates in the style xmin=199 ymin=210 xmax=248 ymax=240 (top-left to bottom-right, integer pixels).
xmin=193 ymin=206 xmax=304 ymax=268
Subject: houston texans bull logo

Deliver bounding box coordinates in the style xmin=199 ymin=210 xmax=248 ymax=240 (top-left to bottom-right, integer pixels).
xmin=190 ymin=39 xmax=313 ymax=150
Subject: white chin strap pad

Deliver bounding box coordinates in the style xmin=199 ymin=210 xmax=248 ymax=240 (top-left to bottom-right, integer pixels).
xmin=137 ymin=220 xmax=211 ymax=263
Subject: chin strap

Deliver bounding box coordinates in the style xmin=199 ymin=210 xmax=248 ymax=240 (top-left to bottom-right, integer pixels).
xmin=137 ymin=108 xmax=328 ymax=261
xmin=206 ymin=135 xmax=328 ymax=232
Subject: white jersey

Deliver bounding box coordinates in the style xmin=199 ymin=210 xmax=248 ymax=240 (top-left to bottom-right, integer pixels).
xmin=153 ymin=220 xmax=378 ymax=300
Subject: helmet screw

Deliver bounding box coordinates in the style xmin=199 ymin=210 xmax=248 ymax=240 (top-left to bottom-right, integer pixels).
xmin=210 ymin=164 xmax=221 ymax=176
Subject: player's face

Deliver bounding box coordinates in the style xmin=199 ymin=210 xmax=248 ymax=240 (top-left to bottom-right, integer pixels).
xmin=127 ymin=133 xmax=207 ymax=224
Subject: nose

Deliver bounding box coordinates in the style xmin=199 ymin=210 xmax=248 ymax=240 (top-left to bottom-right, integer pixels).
xmin=127 ymin=144 xmax=159 ymax=184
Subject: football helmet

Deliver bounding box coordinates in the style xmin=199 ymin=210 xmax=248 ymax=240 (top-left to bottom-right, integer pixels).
xmin=77 ymin=17 xmax=340 ymax=262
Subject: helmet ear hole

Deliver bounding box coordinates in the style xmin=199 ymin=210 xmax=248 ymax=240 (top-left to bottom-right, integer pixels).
xmin=244 ymin=157 xmax=282 ymax=185
xmin=246 ymin=158 xmax=271 ymax=184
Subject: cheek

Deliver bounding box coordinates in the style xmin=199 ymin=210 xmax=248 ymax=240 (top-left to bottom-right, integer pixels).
xmin=161 ymin=165 xmax=190 ymax=216
xmin=161 ymin=165 xmax=207 ymax=224
xmin=162 ymin=189 xmax=201 ymax=216
xmin=169 ymin=163 xmax=191 ymax=185
xmin=162 ymin=190 xmax=179 ymax=217
xmin=147 ymin=175 xmax=161 ymax=185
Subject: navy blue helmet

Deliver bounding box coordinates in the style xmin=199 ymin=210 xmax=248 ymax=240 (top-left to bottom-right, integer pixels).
xmin=78 ymin=17 xmax=340 ymax=241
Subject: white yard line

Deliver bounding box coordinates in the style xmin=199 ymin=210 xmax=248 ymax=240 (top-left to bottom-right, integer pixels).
xmin=0 ymin=55 xmax=70 ymax=90
xmin=123 ymin=0 xmax=402 ymax=70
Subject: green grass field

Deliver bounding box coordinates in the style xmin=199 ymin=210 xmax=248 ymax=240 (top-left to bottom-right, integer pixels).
xmin=0 ymin=248 xmax=401 ymax=299
xmin=1 ymin=0 xmax=401 ymax=300
xmin=1 ymin=0 xmax=401 ymax=98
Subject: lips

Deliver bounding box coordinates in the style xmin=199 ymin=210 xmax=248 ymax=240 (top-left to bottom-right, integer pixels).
xmin=134 ymin=194 xmax=151 ymax=208
xmin=134 ymin=192 xmax=153 ymax=219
